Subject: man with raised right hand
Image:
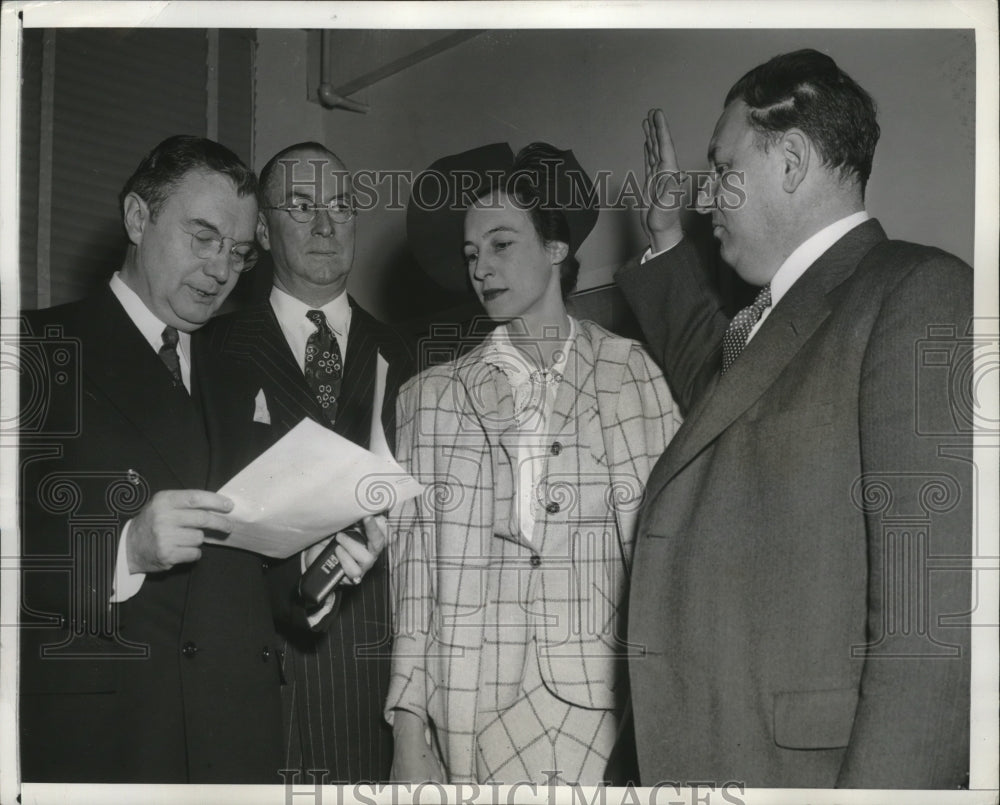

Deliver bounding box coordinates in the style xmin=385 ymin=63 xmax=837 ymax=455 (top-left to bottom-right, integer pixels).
xmin=617 ymin=49 xmax=972 ymax=789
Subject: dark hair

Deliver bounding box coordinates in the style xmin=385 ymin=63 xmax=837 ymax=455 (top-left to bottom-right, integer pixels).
xmin=258 ymin=141 xmax=342 ymax=205
xmin=724 ymin=49 xmax=880 ymax=192
xmin=119 ymin=135 xmax=257 ymax=219
xmin=508 ymin=142 xmax=582 ymax=298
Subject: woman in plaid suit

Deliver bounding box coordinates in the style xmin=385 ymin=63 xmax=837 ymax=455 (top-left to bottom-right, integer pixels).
xmin=387 ymin=143 xmax=681 ymax=784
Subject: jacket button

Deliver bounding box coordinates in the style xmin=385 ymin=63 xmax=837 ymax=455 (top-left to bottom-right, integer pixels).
xmin=546 ymin=501 xmax=560 ymax=514
xmin=261 ymin=559 xmax=270 ymax=571
xmin=261 ymin=646 xmax=271 ymax=662
xmin=530 ymin=554 xmax=542 ymax=567
xmin=550 ymin=441 xmax=562 ymax=456
xmin=182 ymin=641 xmax=199 ymax=658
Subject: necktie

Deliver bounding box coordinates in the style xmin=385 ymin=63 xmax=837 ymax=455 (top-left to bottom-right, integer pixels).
xmin=721 ymin=284 xmax=772 ymax=373
xmin=158 ymin=325 xmax=184 ymax=388
xmin=304 ymin=310 xmax=343 ymax=425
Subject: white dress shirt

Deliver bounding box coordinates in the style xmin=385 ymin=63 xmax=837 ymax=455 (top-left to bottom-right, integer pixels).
xmin=269 ymin=284 xmax=351 ymax=369
xmin=642 ymin=210 xmax=870 ymax=344
xmin=109 ymin=272 xmax=192 ymax=603
xmin=745 ymin=211 xmax=869 ymax=341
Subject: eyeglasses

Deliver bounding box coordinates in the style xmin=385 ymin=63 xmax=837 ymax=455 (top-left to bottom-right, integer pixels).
xmin=188 ymin=230 xmax=259 ymax=272
xmin=263 ymin=199 xmax=356 ymax=225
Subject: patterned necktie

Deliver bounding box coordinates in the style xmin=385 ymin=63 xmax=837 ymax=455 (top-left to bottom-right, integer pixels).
xmin=304 ymin=310 xmax=343 ymax=425
xmin=158 ymin=325 xmax=184 ymax=388
xmin=721 ymin=284 xmax=772 ymax=373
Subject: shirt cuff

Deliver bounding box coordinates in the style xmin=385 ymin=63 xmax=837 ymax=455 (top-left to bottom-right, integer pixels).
xmin=110 ymin=519 xmax=146 ymax=603
xmin=306 ymin=593 xmax=338 ymax=629
xmin=640 ymin=234 xmax=685 ymax=264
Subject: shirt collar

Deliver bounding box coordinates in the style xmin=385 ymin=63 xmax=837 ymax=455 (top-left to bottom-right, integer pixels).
xmin=109 ymin=271 xmax=191 ymax=358
xmin=769 ymin=211 xmax=870 ymax=306
xmin=269 ymin=284 xmax=352 ymax=335
xmin=483 ymin=317 xmax=576 ymax=387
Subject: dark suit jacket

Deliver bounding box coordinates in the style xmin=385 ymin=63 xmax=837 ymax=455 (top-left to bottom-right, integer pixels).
xmin=199 ymin=296 xmax=415 ymax=782
xmin=18 ymin=285 xmax=283 ymax=783
xmin=615 ymin=220 xmax=972 ymax=788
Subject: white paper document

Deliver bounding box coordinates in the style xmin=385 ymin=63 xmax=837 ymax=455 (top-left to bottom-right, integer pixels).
xmin=208 ymin=356 xmax=421 ymax=558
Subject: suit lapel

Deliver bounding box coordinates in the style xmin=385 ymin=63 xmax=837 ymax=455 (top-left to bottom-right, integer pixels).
xmin=453 ymin=346 xmax=511 ymax=448
xmin=654 ymin=219 xmax=888 ymax=488
xmin=335 ymin=301 xmax=378 ymax=448
xmin=550 ymin=325 xmax=606 ymax=466
xmin=83 ymin=287 xmax=209 ymax=489
xmin=219 ymin=302 xmax=324 ymax=435
xmin=589 ymin=326 xmax=632 ymax=469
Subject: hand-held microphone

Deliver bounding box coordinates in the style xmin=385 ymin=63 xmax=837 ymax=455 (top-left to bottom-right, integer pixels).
xmin=298 ymin=523 xmax=368 ymax=607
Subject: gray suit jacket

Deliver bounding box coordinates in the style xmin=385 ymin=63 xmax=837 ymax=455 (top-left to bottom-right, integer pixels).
xmin=616 ymin=219 xmax=972 ymax=788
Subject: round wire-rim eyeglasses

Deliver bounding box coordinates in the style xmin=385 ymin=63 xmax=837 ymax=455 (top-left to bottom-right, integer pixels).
xmin=187 ymin=229 xmax=258 ymax=272
xmin=263 ymin=200 xmax=357 ymax=225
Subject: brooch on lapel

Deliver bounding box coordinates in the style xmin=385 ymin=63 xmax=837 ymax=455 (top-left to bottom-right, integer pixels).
xmin=253 ymin=388 xmax=271 ymax=425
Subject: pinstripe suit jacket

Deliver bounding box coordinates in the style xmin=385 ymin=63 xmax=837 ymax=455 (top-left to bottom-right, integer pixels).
xmin=200 ymin=297 xmax=415 ymax=782
xmin=386 ymin=319 xmax=681 ymax=781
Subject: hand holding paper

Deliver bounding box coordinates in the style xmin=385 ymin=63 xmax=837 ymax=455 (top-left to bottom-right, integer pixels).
xmin=208 ymin=417 xmax=421 ymax=559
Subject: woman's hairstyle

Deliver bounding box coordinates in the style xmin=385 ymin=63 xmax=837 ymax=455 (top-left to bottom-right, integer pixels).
xmin=405 ymin=141 xmax=597 ymax=295
xmin=506 ymin=142 xmax=590 ymax=298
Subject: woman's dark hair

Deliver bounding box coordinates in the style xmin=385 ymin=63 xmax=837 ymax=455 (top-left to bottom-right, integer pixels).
xmin=507 ymin=142 xmax=583 ymax=298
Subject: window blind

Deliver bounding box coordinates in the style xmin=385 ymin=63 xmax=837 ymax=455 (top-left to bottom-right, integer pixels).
xmin=19 ymin=28 xmax=255 ymax=310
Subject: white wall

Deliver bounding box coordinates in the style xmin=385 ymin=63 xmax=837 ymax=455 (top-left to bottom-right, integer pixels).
xmin=255 ymin=28 xmax=976 ymax=320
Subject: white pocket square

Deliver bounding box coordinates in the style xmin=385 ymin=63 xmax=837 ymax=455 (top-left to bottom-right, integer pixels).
xmin=253 ymin=388 xmax=271 ymax=425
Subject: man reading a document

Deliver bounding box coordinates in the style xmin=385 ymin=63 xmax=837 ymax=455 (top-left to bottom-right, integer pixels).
xmin=200 ymin=141 xmax=415 ymax=783
xmin=19 ymin=136 xmax=284 ymax=783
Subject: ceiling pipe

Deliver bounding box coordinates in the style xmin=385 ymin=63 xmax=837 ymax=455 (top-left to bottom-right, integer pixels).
xmin=317 ymin=30 xmax=370 ymax=113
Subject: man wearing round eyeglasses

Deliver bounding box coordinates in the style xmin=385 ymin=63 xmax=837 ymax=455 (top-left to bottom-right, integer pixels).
xmin=201 ymin=142 xmax=415 ymax=783
xmin=20 ymin=136 xmax=284 ymax=783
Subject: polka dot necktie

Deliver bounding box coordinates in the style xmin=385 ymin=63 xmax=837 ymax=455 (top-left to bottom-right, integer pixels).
xmin=158 ymin=325 xmax=184 ymax=388
xmin=304 ymin=310 xmax=343 ymax=425
xmin=721 ymin=284 xmax=772 ymax=374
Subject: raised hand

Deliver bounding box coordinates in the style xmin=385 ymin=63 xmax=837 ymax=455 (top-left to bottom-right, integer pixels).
xmin=641 ymin=108 xmax=687 ymax=253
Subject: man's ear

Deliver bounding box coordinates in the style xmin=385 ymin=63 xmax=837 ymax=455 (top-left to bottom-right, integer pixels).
xmin=256 ymin=212 xmax=271 ymax=251
xmin=122 ymin=192 xmax=149 ymax=245
xmin=779 ymin=129 xmax=810 ymax=193
xmin=546 ymin=240 xmax=569 ymax=266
